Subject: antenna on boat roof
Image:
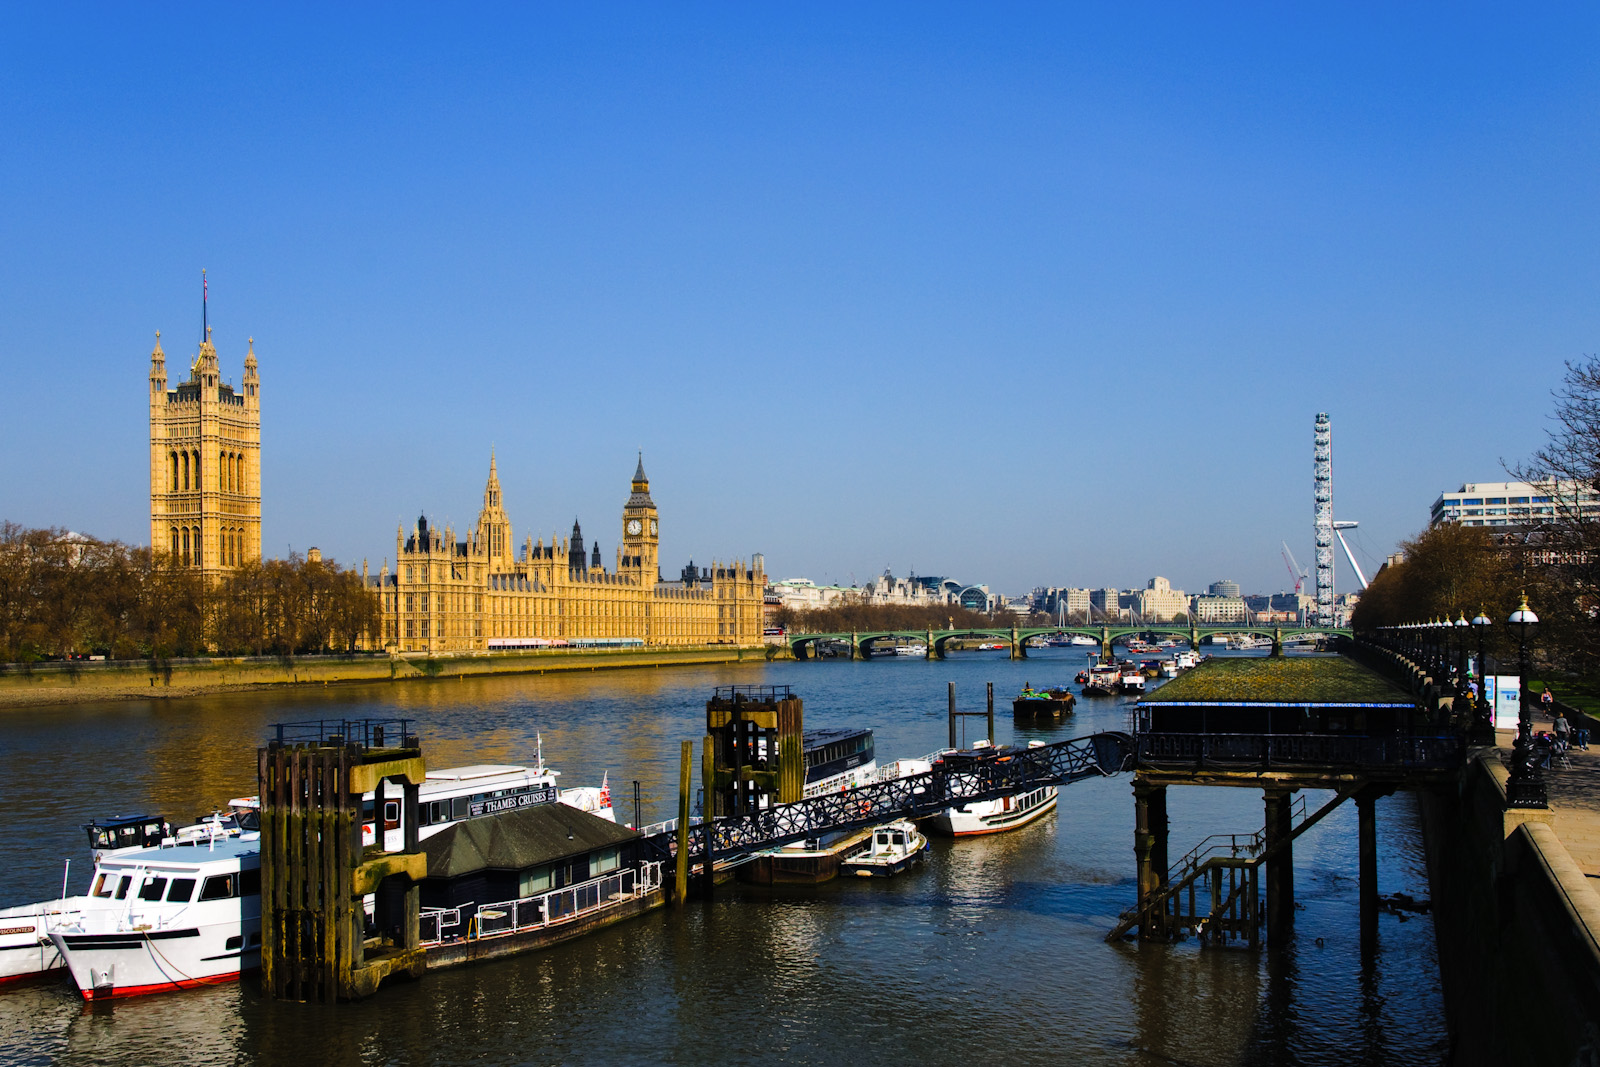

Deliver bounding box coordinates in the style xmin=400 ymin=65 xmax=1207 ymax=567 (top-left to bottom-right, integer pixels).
xmin=537 ymin=732 xmax=543 ymax=772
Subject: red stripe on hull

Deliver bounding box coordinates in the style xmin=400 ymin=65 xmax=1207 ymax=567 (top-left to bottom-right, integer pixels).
xmin=0 ymin=965 xmax=64 ymax=988
xmin=79 ymin=968 xmax=251 ymax=1000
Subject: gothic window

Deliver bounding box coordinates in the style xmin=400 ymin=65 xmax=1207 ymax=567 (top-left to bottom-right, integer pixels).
xmin=170 ymin=527 xmax=178 ymax=557
xmin=192 ymin=527 xmax=202 ymax=567
xmin=181 ymin=528 xmax=190 ymax=565
xmin=192 ymin=451 xmax=200 ymax=490
xmin=169 ymin=452 xmax=178 ymax=491
xmin=181 ymin=452 xmax=190 ymax=491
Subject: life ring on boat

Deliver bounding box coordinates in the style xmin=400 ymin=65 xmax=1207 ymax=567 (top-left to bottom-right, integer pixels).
xmin=859 ymin=800 xmax=873 ymax=817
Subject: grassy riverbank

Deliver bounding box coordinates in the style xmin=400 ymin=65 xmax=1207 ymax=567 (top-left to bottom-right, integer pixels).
xmin=0 ymin=645 xmax=776 ymax=708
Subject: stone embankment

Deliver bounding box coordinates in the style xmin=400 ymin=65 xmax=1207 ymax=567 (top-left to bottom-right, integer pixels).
xmin=0 ymin=646 xmax=769 ymax=709
xmin=1352 ymin=637 xmax=1600 ymax=1065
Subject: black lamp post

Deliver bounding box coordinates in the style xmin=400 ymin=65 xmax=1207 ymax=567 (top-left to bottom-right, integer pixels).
xmin=1506 ymin=594 xmax=1547 ymax=808
xmin=1471 ymin=609 xmax=1493 ymax=744
xmin=1454 ymin=614 xmax=1470 ymax=700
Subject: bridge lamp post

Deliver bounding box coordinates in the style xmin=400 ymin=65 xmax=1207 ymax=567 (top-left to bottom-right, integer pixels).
xmin=1506 ymin=594 xmax=1547 ymax=808
xmin=1454 ymin=612 xmax=1470 ymax=698
xmin=1471 ymin=609 xmax=1494 ymax=744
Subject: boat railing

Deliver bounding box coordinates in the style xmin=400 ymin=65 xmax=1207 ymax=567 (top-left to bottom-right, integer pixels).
xmin=419 ymin=906 xmax=464 ymax=946
xmin=637 ymin=816 xmax=702 ymax=837
xmin=448 ymin=861 xmax=665 ymax=944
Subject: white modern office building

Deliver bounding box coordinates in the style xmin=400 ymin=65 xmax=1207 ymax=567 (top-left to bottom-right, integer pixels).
xmin=1428 ymin=480 xmax=1599 ymax=528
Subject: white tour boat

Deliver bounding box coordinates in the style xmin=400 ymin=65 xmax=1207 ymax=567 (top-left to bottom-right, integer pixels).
xmin=921 ymin=741 xmax=1060 ymax=837
xmin=1118 ymin=668 xmax=1146 ymax=693
xmin=49 ymin=833 xmax=262 ymax=1000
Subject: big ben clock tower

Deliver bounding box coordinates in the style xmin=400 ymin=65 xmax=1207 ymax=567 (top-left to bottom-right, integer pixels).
xmin=621 ymin=454 xmax=659 ymax=579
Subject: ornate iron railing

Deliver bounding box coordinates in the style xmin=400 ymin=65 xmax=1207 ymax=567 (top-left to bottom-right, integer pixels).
xmin=645 ymin=732 xmax=1133 ymax=860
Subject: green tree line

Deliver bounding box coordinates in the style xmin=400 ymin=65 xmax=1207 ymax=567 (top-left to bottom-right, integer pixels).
xmin=0 ymin=523 xmax=378 ymax=662
xmin=773 ymin=600 xmax=1027 ymax=634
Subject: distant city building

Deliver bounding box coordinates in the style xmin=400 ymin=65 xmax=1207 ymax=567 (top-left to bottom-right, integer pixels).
xmin=1208 ymin=580 xmax=1241 ymax=599
xmin=769 ymin=578 xmax=859 ymax=612
xmin=1137 ymin=577 xmax=1189 ymax=622
xmin=1191 ymin=594 xmax=1248 ymax=624
xmin=1089 ymin=588 xmax=1122 ymax=621
xmin=859 ymin=569 xmax=945 ymax=607
xmin=1243 ymin=595 xmax=1270 ymax=612
xmin=1428 ymin=480 xmax=1595 ymax=528
xmin=1063 ymin=588 xmax=1091 ymax=620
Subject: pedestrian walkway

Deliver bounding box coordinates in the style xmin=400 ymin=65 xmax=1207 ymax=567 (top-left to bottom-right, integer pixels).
xmin=1496 ymin=726 xmax=1600 ymax=875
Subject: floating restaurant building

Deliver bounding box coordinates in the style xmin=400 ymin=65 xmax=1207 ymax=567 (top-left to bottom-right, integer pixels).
xmin=372 ymin=456 xmax=765 ymax=653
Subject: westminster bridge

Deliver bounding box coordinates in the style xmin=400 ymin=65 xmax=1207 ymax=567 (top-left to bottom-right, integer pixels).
xmin=786 ymin=623 xmax=1352 ymax=660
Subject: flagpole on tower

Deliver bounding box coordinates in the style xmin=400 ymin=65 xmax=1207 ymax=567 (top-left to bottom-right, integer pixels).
xmin=202 ymin=268 xmax=208 ymax=341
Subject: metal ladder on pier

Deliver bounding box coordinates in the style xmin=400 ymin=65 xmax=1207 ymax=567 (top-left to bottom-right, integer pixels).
xmin=1106 ymin=786 xmax=1359 ymax=946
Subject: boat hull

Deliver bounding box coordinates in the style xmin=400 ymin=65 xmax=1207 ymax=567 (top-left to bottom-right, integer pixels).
xmin=1012 ymin=696 xmax=1076 ymax=720
xmin=0 ymin=898 xmax=83 ymax=988
xmin=740 ymin=827 xmax=875 ymax=886
xmin=52 ymin=915 xmax=260 ymax=1000
xmin=923 ymin=789 xmax=1058 ymax=837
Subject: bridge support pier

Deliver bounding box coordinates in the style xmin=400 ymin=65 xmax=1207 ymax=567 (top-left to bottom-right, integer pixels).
xmin=1263 ymin=788 xmax=1295 ymax=945
xmin=1010 ymin=626 xmax=1024 ymax=659
xmin=1134 ymin=781 xmax=1169 ymax=940
xmin=925 ymin=630 xmax=936 ymax=660
xmin=848 ymin=631 xmax=859 ymax=660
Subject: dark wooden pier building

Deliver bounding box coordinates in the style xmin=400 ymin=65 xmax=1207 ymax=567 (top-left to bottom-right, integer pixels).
xmin=1113 ymin=654 xmax=1463 ymax=947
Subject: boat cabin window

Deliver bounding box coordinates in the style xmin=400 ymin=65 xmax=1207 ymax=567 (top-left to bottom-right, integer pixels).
xmin=114 ymin=876 xmax=133 ymax=900
xmin=240 ymin=869 xmax=261 ymax=896
xmin=199 ymin=874 xmax=237 ymax=901
xmin=92 ymin=873 xmax=118 ymax=898
xmin=166 ymin=878 xmax=196 ymax=903
xmin=138 ymin=876 xmax=168 ymax=902
xmin=383 ymin=801 xmax=400 ymax=829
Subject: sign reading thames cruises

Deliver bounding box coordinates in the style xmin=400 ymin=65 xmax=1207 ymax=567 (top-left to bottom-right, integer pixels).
xmin=470 ymin=784 xmax=559 ymax=818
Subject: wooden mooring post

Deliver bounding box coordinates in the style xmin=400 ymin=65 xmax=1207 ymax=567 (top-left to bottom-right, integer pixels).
xmin=258 ymin=721 xmax=427 ymax=1002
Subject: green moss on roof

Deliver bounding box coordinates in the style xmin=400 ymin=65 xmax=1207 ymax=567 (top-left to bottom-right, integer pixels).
xmin=1144 ymin=655 xmax=1413 ymax=705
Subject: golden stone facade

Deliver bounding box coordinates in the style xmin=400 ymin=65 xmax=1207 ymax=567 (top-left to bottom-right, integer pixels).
xmin=148 ymin=327 xmax=262 ymax=577
xmin=373 ymin=456 xmax=765 ymax=653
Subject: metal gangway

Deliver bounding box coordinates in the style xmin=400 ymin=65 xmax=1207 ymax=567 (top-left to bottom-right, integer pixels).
xmin=643 ymin=731 xmax=1135 ymax=867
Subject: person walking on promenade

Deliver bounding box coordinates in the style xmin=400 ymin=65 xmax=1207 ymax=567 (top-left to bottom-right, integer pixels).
xmin=1542 ymin=686 xmax=1555 ymax=716
xmin=1554 ymin=711 xmax=1571 ymax=749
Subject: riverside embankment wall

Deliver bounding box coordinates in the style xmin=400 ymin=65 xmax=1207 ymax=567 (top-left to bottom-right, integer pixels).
xmin=1421 ymin=752 xmax=1600 ymax=1066
xmin=0 ymin=645 xmax=772 ymax=708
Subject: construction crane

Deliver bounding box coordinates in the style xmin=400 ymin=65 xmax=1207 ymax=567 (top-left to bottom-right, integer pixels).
xmin=1332 ymin=521 xmax=1370 ymax=590
xmin=1281 ymin=541 xmax=1309 ymax=594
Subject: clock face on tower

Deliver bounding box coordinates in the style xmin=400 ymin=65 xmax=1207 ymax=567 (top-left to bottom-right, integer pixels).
xmin=649 ymin=520 xmax=658 ymax=535
xmin=627 ymin=519 xmax=643 ymax=535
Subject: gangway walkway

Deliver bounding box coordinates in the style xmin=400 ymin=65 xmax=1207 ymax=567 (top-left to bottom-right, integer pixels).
xmin=643 ymin=731 xmax=1134 ymax=867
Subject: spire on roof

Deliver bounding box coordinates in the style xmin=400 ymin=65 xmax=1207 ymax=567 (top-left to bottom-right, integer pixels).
xmin=627 ymin=453 xmax=655 ymax=509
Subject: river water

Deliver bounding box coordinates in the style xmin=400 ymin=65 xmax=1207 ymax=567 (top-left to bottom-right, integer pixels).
xmin=0 ymin=649 xmax=1447 ymax=1066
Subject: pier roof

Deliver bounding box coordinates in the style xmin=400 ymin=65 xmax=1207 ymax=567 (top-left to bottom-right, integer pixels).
xmin=1142 ymin=655 xmax=1413 ymax=707
xmin=423 ymin=804 xmax=639 ymax=878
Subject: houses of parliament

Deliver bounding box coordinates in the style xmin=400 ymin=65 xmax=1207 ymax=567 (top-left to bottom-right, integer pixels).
xmin=372 ymin=456 xmax=766 ymax=653
xmin=147 ymin=309 xmax=764 ymax=652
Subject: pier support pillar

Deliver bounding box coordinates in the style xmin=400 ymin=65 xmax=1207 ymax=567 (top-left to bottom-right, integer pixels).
xmin=925 ymin=630 xmax=936 ymax=660
xmin=674 ymin=740 xmax=691 ymax=905
xmin=1134 ymin=780 xmax=1169 ymax=939
xmin=1010 ymin=626 xmax=1024 ymax=659
xmin=1189 ymin=628 xmax=1200 ymax=651
xmin=848 ymin=632 xmax=859 ymax=660
xmin=1358 ymin=790 xmax=1378 ymax=950
xmin=1101 ymin=627 xmax=1113 ymax=662
xmin=1271 ymin=628 xmax=1283 ymax=657
xmin=1263 ymin=788 xmax=1295 ymax=945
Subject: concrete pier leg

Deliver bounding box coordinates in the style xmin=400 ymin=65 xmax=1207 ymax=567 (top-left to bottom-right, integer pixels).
xmin=1134 ymin=781 xmax=1169 ymax=939
xmin=1358 ymin=791 xmax=1378 ymax=950
xmin=1263 ymin=788 xmax=1295 ymax=945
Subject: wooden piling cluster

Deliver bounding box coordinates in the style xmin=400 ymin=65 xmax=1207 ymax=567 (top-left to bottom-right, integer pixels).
xmin=258 ymin=737 xmax=428 ymax=1002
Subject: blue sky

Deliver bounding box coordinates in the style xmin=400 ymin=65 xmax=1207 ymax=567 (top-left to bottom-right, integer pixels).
xmin=1 ymin=5 xmax=1596 ymax=597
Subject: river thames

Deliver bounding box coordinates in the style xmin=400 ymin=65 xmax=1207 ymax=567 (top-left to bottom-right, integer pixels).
xmin=0 ymin=649 xmax=1447 ymax=1066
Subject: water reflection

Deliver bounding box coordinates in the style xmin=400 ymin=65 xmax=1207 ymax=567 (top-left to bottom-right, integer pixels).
xmin=0 ymin=651 xmax=1447 ymax=1065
